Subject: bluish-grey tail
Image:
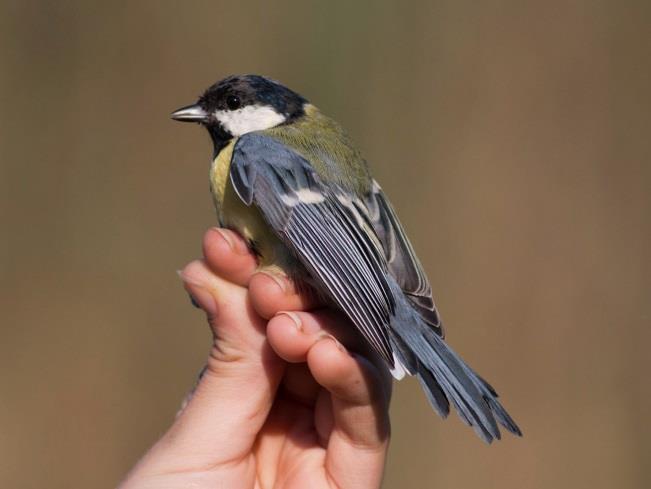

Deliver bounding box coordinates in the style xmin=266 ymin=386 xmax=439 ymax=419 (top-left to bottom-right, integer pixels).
xmin=391 ymin=321 xmax=522 ymax=443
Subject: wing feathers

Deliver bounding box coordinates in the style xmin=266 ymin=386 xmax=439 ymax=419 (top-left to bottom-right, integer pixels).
xmin=231 ymin=134 xmax=395 ymax=363
xmin=288 ymin=206 xmax=390 ymax=357
xmin=366 ymin=181 xmax=444 ymax=336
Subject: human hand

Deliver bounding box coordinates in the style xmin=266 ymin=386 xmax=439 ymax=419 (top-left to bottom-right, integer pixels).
xmin=119 ymin=228 xmax=391 ymax=489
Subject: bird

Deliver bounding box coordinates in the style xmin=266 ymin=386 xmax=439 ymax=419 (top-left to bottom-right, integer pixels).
xmin=171 ymin=74 xmax=521 ymax=442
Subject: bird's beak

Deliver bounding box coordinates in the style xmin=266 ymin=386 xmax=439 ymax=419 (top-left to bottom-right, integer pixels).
xmin=171 ymin=103 xmax=209 ymax=123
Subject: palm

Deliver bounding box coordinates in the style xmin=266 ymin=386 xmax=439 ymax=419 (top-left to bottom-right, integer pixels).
xmin=252 ymin=392 xmax=335 ymax=488
xmin=228 ymin=358 xmax=389 ymax=489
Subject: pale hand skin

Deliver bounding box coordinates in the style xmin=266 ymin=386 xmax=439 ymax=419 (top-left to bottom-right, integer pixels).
xmin=119 ymin=228 xmax=391 ymax=489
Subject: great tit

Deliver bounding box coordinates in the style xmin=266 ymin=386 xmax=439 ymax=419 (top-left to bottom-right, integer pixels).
xmin=172 ymin=75 xmax=521 ymax=442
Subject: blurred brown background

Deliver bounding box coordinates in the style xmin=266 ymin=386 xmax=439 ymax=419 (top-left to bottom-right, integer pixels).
xmin=1 ymin=1 xmax=649 ymax=487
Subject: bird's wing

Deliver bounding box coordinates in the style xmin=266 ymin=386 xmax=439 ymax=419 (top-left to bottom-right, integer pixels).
xmin=230 ymin=133 xmax=395 ymax=365
xmin=363 ymin=181 xmax=444 ymax=337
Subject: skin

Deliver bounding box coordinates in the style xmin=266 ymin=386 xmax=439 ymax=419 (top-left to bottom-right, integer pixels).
xmin=119 ymin=227 xmax=392 ymax=489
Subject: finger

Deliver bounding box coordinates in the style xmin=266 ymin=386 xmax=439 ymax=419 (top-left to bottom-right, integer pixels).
xmin=202 ymin=227 xmax=258 ymax=286
xmin=265 ymin=310 xmax=390 ymax=487
xmin=149 ymin=259 xmax=284 ymax=472
xmin=308 ymin=340 xmax=391 ymax=445
xmin=266 ymin=309 xmax=363 ymax=364
xmin=249 ymin=269 xmax=323 ymax=319
xmin=307 ymin=340 xmax=391 ymax=489
xmin=279 ymin=363 xmax=320 ymax=407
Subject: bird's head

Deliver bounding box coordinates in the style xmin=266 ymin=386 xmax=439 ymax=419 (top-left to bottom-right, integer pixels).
xmin=171 ymin=74 xmax=307 ymax=152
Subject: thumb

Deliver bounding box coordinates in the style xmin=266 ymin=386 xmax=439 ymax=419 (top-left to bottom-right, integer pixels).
xmin=146 ymin=260 xmax=284 ymax=472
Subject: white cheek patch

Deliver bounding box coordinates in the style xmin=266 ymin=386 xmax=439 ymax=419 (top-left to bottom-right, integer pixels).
xmin=215 ymin=105 xmax=286 ymax=136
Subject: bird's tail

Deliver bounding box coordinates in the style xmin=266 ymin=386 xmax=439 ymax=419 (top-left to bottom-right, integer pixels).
xmin=390 ymin=320 xmax=522 ymax=443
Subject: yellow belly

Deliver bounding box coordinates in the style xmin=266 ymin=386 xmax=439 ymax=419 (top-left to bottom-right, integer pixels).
xmin=209 ymin=139 xmax=296 ymax=271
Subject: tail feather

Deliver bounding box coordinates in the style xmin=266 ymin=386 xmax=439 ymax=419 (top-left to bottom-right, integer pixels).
xmin=420 ymin=330 xmax=500 ymax=442
xmin=459 ymin=360 xmax=523 ymax=436
xmin=390 ymin=319 xmax=522 ymax=443
xmin=416 ymin=364 xmax=450 ymax=418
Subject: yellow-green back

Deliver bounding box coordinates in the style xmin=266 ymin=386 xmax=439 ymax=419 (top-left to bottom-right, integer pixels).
xmin=263 ymin=104 xmax=373 ymax=196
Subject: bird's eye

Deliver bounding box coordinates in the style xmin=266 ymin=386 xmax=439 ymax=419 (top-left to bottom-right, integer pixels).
xmin=226 ymin=95 xmax=241 ymax=110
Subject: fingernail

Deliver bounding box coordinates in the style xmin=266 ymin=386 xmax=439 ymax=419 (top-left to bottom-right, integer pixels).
xmin=278 ymin=309 xmax=322 ymax=334
xmin=177 ymin=269 xmax=204 ymax=287
xmin=213 ymin=227 xmax=234 ymax=249
xmin=212 ymin=228 xmax=249 ymax=255
xmin=177 ymin=270 xmax=218 ymax=316
xmin=258 ymin=270 xmax=287 ymax=293
xmin=320 ymin=333 xmax=346 ymax=351
xmin=277 ymin=311 xmax=302 ymax=331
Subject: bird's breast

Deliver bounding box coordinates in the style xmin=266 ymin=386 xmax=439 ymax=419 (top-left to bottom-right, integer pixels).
xmin=209 ymin=138 xmax=291 ymax=270
xmin=209 ymin=139 xmax=236 ymax=216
